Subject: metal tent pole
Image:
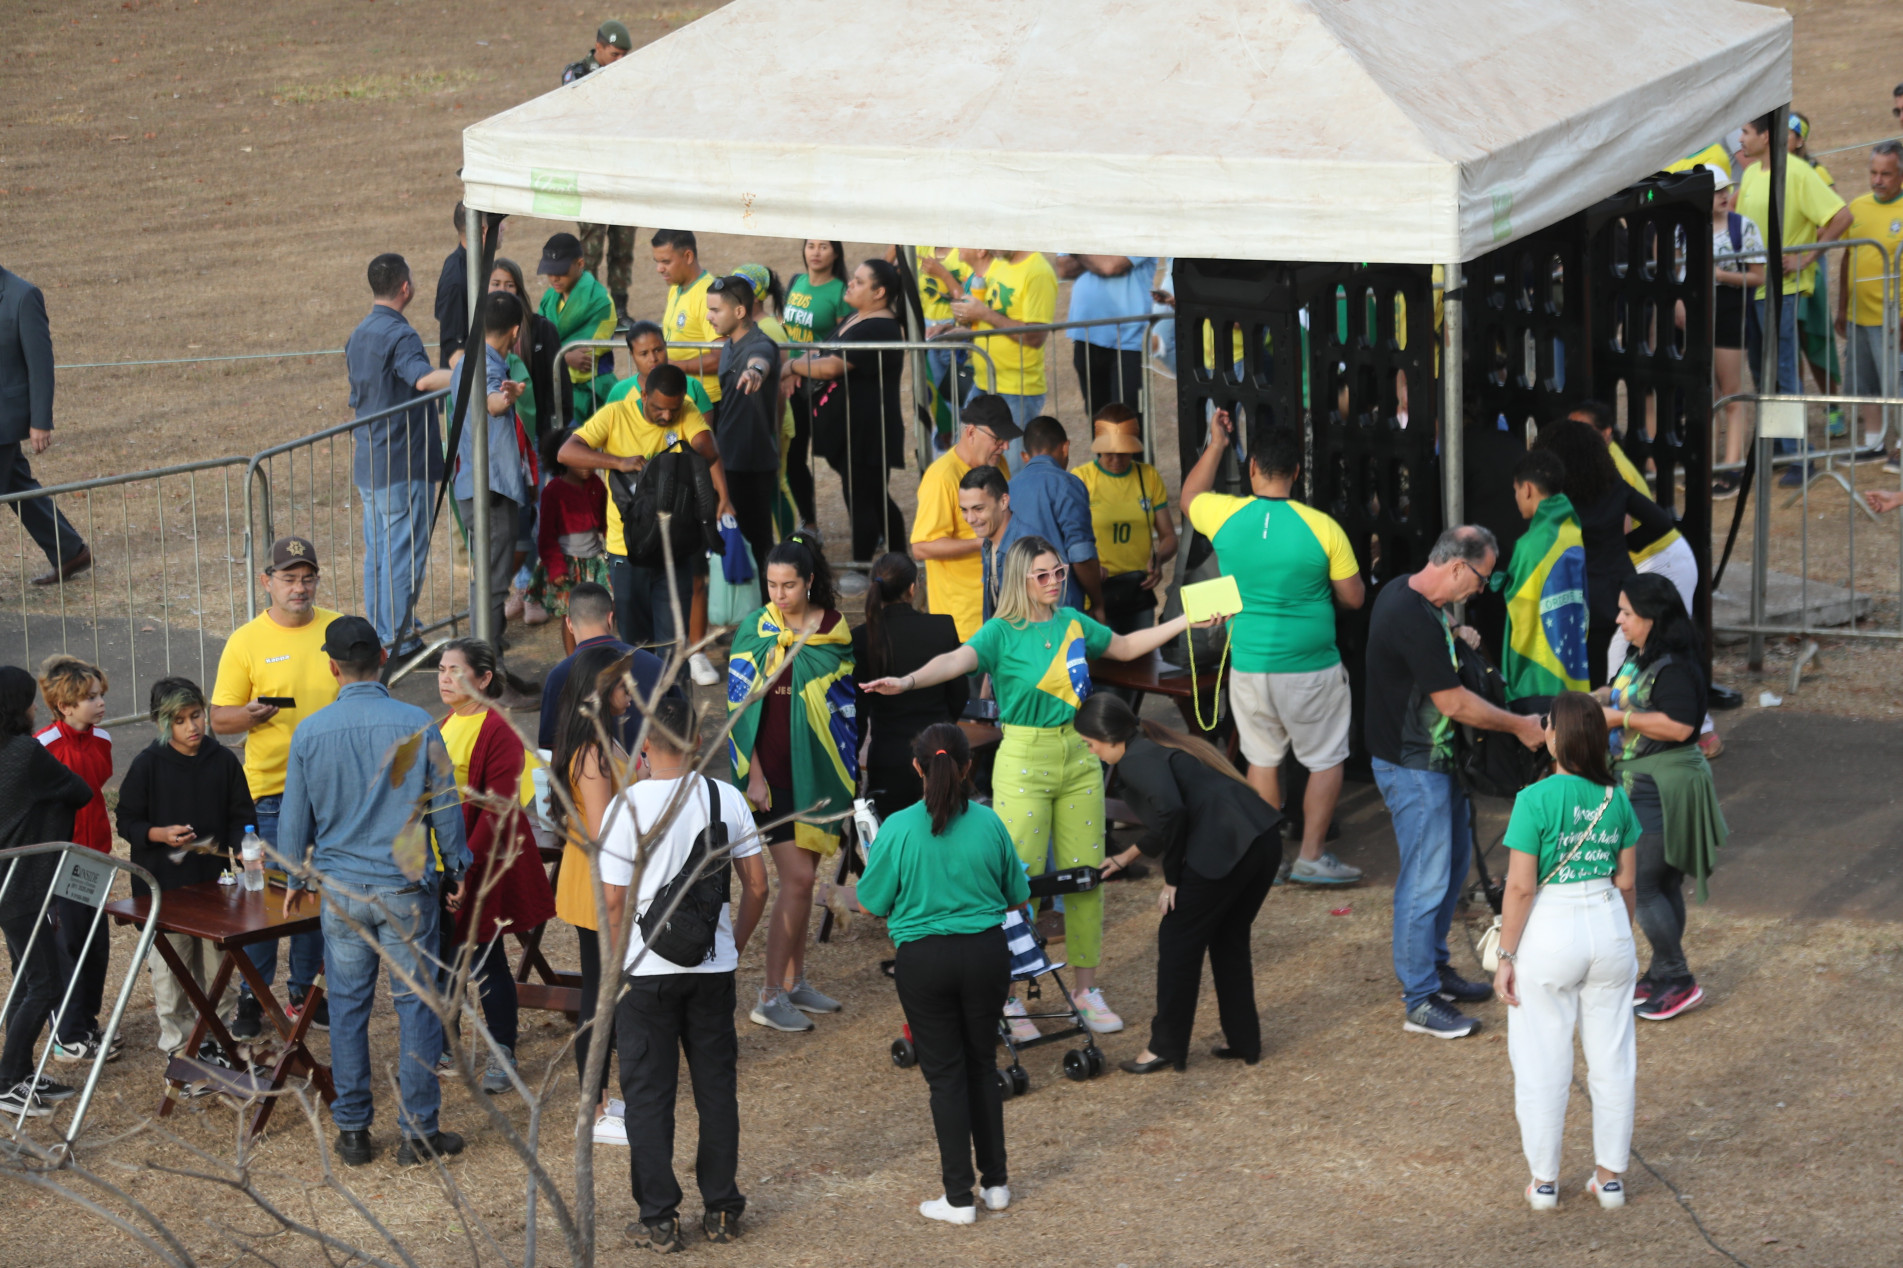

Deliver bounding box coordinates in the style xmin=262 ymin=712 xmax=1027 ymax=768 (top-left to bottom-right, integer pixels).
xmin=1441 ymin=262 xmax=1464 ymax=531
xmin=1749 ymin=104 xmax=1789 ymax=673
xmin=465 ymin=203 xmax=493 ymax=646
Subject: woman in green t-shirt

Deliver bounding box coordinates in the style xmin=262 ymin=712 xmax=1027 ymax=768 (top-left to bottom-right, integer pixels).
xmin=779 ymin=240 xmax=850 ymax=534
xmin=857 ymin=722 xmax=1031 ymax=1225
xmin=1492 ymin=692 xmax=1641 ymax=1214
xmin=864 ymin=534 xmax=1205 ymax=1035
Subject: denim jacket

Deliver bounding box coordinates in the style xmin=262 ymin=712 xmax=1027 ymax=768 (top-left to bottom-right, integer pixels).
xmin=277 ymin=681 xmax=470 ymax=892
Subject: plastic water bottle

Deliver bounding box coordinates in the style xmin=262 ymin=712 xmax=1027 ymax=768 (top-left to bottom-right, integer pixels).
xmin=852 ymin=798 xmax=881 ymax=858
xmin=240 ymin=826 xmax=267 ymax=892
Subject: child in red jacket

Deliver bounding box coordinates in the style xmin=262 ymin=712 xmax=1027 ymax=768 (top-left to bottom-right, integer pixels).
xmin=35 ymin=654 xmax=120 ymax=1063
xmin=528 ymin=429 xmax=610 ymax=655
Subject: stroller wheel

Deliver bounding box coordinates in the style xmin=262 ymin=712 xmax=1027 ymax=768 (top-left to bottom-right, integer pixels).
xmin=1008 ymin=1064 xmax=1031 ymax=1097
xmin=890 ymin=1037 xmax=916 ymax=1069
xmin=994 ymin=1067 xmax=1016 ymax=1101
xmin=1063 ymin=1049 xmax=1091 ymax=1082
xmin=1085 ymin=1046 xmax=1106 ymax=1078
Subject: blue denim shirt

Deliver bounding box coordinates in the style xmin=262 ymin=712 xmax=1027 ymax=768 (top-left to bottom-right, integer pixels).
xmin=277 ymin=681 xmax=470 ymax=892
xmin=1005 ymin=455 xmax=1097 ymax=610
xmin=346 ymin=305 xmax=444 ymax=489
xmin=450 ymin=344 xmax=529 ymax=506
xmin=1065 ymin=256 xmax=1159 ymax=351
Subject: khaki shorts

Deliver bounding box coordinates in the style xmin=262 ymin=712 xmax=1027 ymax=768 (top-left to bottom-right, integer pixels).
xmin=1230 ymin=664 xmax=1352 ymax=770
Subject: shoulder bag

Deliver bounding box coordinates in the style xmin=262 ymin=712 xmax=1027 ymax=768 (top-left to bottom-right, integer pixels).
xmin=1478 ymin=784 xmax=1616 ymax=972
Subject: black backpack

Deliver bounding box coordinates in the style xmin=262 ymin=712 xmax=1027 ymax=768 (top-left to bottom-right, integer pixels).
xmin=1451 ymin=638 xmax=1550 ymax=799
xmin=636 ymin=777 xmax=733 ymax=970
xmin=610 ymin=440 xmax=722 ymax=569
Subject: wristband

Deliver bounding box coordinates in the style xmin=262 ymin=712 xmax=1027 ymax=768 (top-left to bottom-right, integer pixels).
xmin=1498 ymin=950 xmax=1517 ymax=964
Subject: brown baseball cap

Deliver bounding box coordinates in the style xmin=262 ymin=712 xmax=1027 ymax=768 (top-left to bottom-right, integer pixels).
xmin=267 ymin=535 xmax=319 ymax=572
xmin=1091 ymin=412 xmax=1145 ymax=455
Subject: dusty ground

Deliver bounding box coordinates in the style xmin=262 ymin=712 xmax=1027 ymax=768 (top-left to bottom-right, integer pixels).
xmin=4 ymin=0 xmax=1903 ymax=1265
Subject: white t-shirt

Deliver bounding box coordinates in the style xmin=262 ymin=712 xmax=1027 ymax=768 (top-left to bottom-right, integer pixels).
xmin=599 ymin=775 xmax=762 ymax=976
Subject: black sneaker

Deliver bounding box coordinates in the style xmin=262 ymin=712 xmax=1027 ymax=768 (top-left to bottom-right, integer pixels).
xmin=1403 ymin=997 xmax=1481 ymax=1039
xmin=0 ymin=1080 xmax=52 ymax=1117
xmin=31 ymin=1075 xmax=77 ymax=1102
xmin=1435 ymin=966 xmax=1495 ymax=1004
xmin=394 ymin=1129 xmax=466 ymax=1167
xmin=335 ymin=1129 xmax=375 ymax=1167
xmin=1712 ymin=472 xmax=1741 ymax=500
xmin=288 ymin=989 xmax=329 ymax=1033
xmin=702 ymin=1210 xmax=741 ymax=1244
xmin=90 ymin=1027 xmax=125 ymax=1061
xmin=230 ymin=994 xmax=264 ymax=1041
xmin=627 ymin=1218 xmax=685 ymax=1254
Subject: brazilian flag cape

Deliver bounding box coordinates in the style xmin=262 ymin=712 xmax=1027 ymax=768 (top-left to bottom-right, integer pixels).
xmin=726 ymin=604 xmax=858 ymax=856
xmin=1498 ymin=494 xmax=1590 ymax=700
xmin=538 ymin=269 xmax=616 ymax=411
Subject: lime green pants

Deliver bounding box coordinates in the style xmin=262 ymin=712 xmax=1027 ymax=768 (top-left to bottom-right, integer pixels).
xmin=993 ymin=723 xmax=1106 ymax=968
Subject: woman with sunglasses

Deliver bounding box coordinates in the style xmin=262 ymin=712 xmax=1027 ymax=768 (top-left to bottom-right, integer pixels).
xmin=864 ymin=534 xmax=1211 ymax=1034
xmin=1492 ymin=691 xmax=1642 ymax=1212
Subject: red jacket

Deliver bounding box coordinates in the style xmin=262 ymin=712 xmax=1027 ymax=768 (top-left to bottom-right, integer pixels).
xmin=537 ymin=475 xmax=608 ymax=580
xmin=455 ymin=709 xmax=557 ymax=945
xmin=36 ymin=720 xmax=112 ymax=853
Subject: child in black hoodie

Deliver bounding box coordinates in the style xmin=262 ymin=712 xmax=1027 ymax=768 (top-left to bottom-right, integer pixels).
xmin=116 ymin=676 xmax=255 ymax=1056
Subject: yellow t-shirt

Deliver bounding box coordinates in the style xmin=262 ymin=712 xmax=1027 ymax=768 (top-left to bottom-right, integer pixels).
xmin=1844 ymin=193 xmax=1903 ymax=328
xmin=574 ymin=396 xmax=712 ymax=556
xmin=1736 ymin=158 xmax=1846 ymax=298
xmin=970 ymin=252 xmax=1058 ymax=396
xmin=211 ymin=606 xmax=344 ymax=800
xmin=911 ymin=447 xmax=1010 ymax=641
xmin=665 ymin=272 xmax=721 ymax=402
xmin=551 ymin=753 xmax=632 ymax=930
xmin=1073 ymin=460 xmax=1167 ymax=578
xmin=916 ymin=248 xmax=971 ymax=323
xmin=1609 ymin=443 xmax=1682 ymax=566
xmin=1666 ymin=142 xmax=1733 ymax=180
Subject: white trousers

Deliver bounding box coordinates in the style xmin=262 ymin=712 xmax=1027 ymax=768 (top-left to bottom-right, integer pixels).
xmin=1507 ymin=878 xmax=1639 ymax=1181
xmin=1607 ymin=536 xmax=1713 ymax=735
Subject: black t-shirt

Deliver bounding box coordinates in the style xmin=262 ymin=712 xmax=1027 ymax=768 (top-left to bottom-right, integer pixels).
xmin=1364 ymin=575 xmax=1463 ymax=771
xmin=1614 ymin=652 xmax=1705 ymax=758
xmin=714 ymin=325 xmax=783 ymax=473
xmin=435 ymin=245 xmax=469 ymax=368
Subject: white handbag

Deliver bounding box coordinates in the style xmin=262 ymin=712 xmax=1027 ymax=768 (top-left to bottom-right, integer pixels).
xmin=1478 ymin=785 xmax=1615 ymax=973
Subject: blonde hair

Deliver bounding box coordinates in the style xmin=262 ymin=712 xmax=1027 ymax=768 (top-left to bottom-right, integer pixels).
xmin=38 ymin=654 xmax=107 ymax=714
xmin=993 ymin=535 xmax=1061 ymax=627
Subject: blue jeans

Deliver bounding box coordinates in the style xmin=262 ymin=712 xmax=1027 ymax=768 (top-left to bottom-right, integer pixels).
xmin=240 ymin=796 xmax=324 ymax=1001
xmin=964 ymin=386 xmax=1045 ymax=475
xmin=1749 ymin=296 xmax=1802 ymax=457
xmin=1371 ymin=759 xmax=1473 ymax=1010
xmin=359 ymin=480 xmax=432 ymax=652
xmin=609 ymin=553 xmax=696 ymax=650
xmin=322 ymin=882 xmax=445 ymax=1138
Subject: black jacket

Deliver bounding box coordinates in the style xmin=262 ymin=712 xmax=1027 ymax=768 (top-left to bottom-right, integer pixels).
xmin=0 ymin=734 xmax=94 ymax=921
xmin=0 ymin=268 xmax=56 ymax=443
xmin=853 ymin=604 xmax=968 ymax=768
xmin=1572 ymin=484 xmax=1677 ymax=622
xmin=1112 ymin=736 xmax=1280 ymax=885
xmin=117 ymin=739 xmax=257 ymax=899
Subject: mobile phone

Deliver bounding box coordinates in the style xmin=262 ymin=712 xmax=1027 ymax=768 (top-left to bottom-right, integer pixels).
xmin=963 ymin=698 xmax=1000 ymax=722
xmin=258 ymin=696 xmax=296 ymax=708
xmin=1151 ymin=289 xmax=1171 ymax=303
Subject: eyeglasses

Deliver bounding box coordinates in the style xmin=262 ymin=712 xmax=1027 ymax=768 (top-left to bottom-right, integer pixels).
xmin=270 ymin=571 xmax=321 ymax=588
xmin=707 ymin=275 xmax=751 ymax=295
xmin=1460 ymin=560 xmax=1491 ymax=588
xmin=1029 ymin=564 xmax=1071 ymax=586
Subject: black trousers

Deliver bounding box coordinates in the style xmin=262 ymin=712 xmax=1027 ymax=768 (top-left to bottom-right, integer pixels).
xmin=573 ymin=925 xmax=615 ymax=1102
xmin=1588 ymin=612 xmax=1618 ymax=690
xmin=1 ymin=912 xmax=60 ymax=1089
xmin=1072 ymin=342 xmax=1145 ymax=421
xmin=0 ymin=443 xmax=87 ymax=569
xmin=51 ymin=895 xmax=108 ymax=1042
xmin=616 ymin=970 xmax=745 ymax=1225
xmin=894 ymin=927 xmax=1010 ymax=1206
xmin=828 ymin=446 xmax=905 ymax=564
xmin=723 ymin=469 xmax=778 ymax=603
xmin=785 ymin=395 xmax=818 ymax=526
xmin=1148 ymin=832 xmax=1278 ymax=1063
xmin=1629 ymin=778 xmax=1691 ymax=985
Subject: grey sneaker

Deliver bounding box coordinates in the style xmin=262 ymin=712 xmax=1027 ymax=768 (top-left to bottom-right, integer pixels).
xmin=1289 ymin=852 xmax=1362 ymax=885
xmin=749 ymin=989 xmax=815 ymax=1032
xmin=481 ymin=1046 xmax=515 ymax=1095
xmin=1271 ymin=857 xmax=1292 ymax=887
xmin=785 ymin=976 xmax=842 ymax=1014
xmin=1403 ymin=997 xmax=1480 ymax=1039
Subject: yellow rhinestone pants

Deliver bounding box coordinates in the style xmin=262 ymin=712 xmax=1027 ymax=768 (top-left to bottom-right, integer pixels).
xmin=993 ymin=723 xmax=1105 ymax=968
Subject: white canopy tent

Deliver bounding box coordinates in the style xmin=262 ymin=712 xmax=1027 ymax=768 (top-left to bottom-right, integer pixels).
xmin=460 ymin=0 xmax=1792 ymax=264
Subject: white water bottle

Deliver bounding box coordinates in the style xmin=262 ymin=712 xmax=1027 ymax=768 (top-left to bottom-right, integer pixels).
xmin=852 ymin=798 xmax=881 ymax=857
xmin=240 ymin=826 xmax=267 ymax=892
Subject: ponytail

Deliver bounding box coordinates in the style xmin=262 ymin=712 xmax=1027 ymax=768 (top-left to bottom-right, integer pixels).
xmin=912 ymin=722 xmax=971 ymax=835
xmin=767 ymin=533 xmax=836 ymax=611
xmin=861 ymin=552 xmax=916 ymax=678
xmin=1074 ymin=692 xmax=1250 ymax=788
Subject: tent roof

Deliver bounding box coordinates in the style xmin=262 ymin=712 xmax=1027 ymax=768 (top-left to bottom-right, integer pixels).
xmin=461 ymin=0 xmax=1791 ymax=264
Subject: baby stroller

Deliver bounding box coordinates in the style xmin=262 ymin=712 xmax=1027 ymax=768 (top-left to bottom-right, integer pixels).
xmin=889 ymin=869 xmax=1109 ymax=1099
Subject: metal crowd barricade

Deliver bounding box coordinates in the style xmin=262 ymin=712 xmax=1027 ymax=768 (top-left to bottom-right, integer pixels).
xmin=0 ymin=844 xmax=161 ymax=1160
xmin=0 ymin=454 xmax=249 ymax=729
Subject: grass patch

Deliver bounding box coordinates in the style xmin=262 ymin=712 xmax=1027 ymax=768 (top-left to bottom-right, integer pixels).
xmin=270 ymin=67 xmax=476 ymax=105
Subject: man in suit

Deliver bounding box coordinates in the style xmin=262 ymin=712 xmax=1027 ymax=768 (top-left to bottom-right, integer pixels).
xmin=0 ymin=267 xmax=90 ymax=585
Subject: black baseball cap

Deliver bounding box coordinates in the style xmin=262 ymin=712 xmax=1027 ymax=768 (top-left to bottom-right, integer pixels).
xmin=319 ymin=615 xmax=381 ymax=661
xmin=961 ymin=393 xmax=1023 ymax=440
xmin=537 ymin=232 xmax=584 ymax=275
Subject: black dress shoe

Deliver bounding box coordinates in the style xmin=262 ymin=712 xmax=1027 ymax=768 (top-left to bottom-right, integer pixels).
xmin=1117 ymin=1054 xmax=1184 ymax=1075
xmin=335 ymin=1129 xmax=374 ymax=1167
xmin=1211 ymin=1047 xmax=1260 ymax=1065
xmin=395 ymin=1129 xmax=466 ymax=1166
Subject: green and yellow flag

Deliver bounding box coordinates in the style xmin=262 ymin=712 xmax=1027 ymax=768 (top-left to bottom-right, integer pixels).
xmin=726 ymin=604 xmax=857 ymax=856
xmin=1498 ymin=494 xmax=1590 ymax=700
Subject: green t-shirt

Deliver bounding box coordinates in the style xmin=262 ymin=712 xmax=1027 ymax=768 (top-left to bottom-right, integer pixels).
xmin=1503 ymin=773 xmax=1640 ymax=884
xmin=855 ymin=801 xmax=1031 ymax=946
xmin=1185 ymin=494 xmax=1359 ymax=673
xmin=782 ymin=273 xmax=851 ymax=344
xmin=966 ymin=608 xmax=1115 ymax=729
xmin=601 ymin=369 xmax=715 ymax=416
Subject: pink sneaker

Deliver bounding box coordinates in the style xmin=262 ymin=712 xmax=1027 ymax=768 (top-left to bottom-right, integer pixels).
xmin=1073 ymin=988 xmax=1124 ymax=1034
xmin=1002 ymin=997 xmax=1039 ymax=1044
xmin=523 ymin=599 xmax=550 ymax=626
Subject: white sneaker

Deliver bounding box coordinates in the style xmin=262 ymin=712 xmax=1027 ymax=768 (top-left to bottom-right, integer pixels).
xmin=607 ymin=1098 xmax=626 ymax=1117
xmin=1587 ymin=1174 xmax=1625 ymax=1209
xmin=1073 ymin=987 xmax=1124 ymax=1034
xmin=592 ymin=1113 xmax=628 ymax=1146
xmin=918 ymin=1195 xmax=976 ymax=1225
xmin=1526 ymin=1180 xmax=1558 ymax=1211
xmin=981 ymin=1185 xmax=1010 ymax=1211
xmin=1002 ymin=997 xmax=1039 ymax=1044
xmin=689 ymin=652 xmax=721 ymax=687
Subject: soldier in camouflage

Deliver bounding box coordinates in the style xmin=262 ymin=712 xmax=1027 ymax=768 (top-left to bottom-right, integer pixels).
xmin=562 ymin=19 xmax=636 ymax=321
